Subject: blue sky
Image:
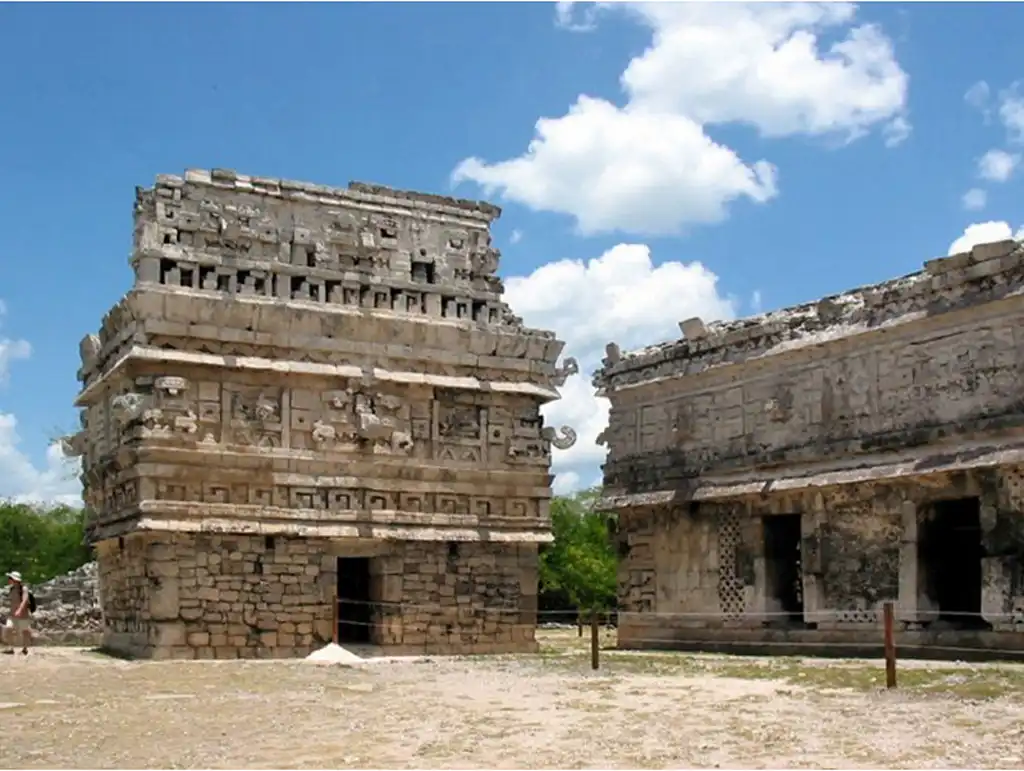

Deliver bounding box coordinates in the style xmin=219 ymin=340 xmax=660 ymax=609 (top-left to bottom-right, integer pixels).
xmin=1 ymin=1 xmax=1023 ymax=504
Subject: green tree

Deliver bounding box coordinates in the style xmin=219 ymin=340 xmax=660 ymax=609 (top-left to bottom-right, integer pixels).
xmin=0 ymin=501 xmax=93 ymax=585
xmin=538 ymin=487 xmax=618 ymax=614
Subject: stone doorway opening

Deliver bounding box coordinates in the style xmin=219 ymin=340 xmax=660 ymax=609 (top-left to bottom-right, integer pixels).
xmin=336 ymin=557 xmax=373 ymax=644
xmin=919 ymin=497 xmax=990 ymax=630
xmin=763 ymin=514 xmax=804 ymax=625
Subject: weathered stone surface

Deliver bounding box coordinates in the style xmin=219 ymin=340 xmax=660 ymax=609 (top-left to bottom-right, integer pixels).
xmin=28 ymin=562 xmax=103 ymax=645
xmin=73 ymin=170 xmax=575 ymax=659
xmin=94 ymin=532 xmax=537 ymax=659
xmin=598 ymin=238 xmax=1024 ymax=654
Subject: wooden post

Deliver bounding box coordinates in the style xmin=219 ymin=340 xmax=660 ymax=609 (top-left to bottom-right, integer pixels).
xmin=590 ymin=610 xmax=600 ymax=670
xmin=883 ymin=600 xmax=897 ymax=689
xmin=332 ymin=595 xmax=339 ymax=645
xmin=577 ymin=611 xmax=583 ymax=638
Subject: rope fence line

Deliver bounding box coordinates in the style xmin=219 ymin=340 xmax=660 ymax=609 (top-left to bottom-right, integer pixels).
xmin=330 ymin=596 xmax=1024 ymax=621
xmin=330 ymin=597 xmax=1024 ymax=683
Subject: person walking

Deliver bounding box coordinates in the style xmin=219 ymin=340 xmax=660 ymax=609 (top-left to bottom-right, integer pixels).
xmin=3 ymin=571 xmax=33 ymax=655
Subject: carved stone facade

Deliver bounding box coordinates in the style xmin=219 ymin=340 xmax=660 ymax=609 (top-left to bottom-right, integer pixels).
xmin=69 ymin=169 xmax=577 ymax=659
xmin=596 ymin=238 xmax=1024 ymax=658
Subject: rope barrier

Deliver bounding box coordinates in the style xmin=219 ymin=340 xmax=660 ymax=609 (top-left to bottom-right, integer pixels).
xmin=331 ymin=596 xmax=1024 ymax=621
xmin=326 ymin=597 xmax=1024 ymax=677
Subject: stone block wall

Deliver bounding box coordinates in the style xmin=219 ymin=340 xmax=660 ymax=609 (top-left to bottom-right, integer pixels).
xmin=595 ymin=239 xmax=1024 ymax=495
xmin=96 ymin=532 xmax=540 ymax=659
xmin=373 ymin=541 xmax=539 ymax=654
xmin=615 ymin=474 xmax=1024 ymax=650
xmin=96 ymin=536 xmax=152 ymax=655
xmin=97 ymin=531 xmax=335 ymax=659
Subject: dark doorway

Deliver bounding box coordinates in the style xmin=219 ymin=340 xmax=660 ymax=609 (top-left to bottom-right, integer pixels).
xmin=336 ymin=557 xmax=372 ymax=643
xmin=763 ymin=514 xmax=804 ymax=624
xmin=919 ymin=497 xmax=989 ymax=629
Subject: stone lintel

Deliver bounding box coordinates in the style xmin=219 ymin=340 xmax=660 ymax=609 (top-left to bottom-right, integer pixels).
xmin=92 ymin=510 xmax=553 ymax=544
xmin=115 ymin=453 xmax=552 ymax=495
xmin=174 ymin=168 xmax=502 ymax=224
xmin=75 ymin=346 xmax=562 ymax=407
xmin=600 ymin=440 xmax=1024 ymax=509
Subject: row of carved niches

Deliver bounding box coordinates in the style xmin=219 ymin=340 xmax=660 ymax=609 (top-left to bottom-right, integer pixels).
xmin=148 ymin=255 xmax=515 ymax=326
xmin=71 ymin=376 xmax=577 ymax=465
xmin=88 ymin=474 xmax=544 ymax=523
xmin=136 ymin=182 xmax=505 ymax=285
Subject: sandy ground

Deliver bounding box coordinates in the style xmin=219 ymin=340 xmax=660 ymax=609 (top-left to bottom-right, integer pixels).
xmin=2 ymin=629 xmax=1024 ymax=769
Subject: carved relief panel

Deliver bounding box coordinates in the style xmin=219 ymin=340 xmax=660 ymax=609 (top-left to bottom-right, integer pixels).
xmin=106 ymin=375 xmax=212 ymax=446
xmin=289 ymin=383 xmax=417 ymax=456
xmin=435 ymin=389 xmax=483 ymax=463
xmin=227 ymin=385 xmax=284 ymax=448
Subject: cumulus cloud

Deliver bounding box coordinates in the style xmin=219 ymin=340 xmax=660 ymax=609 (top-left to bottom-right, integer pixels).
xmin=960 ymin=82 xmax=1024 ymax=209
xmin=965 ymin=80 xmax=991 ymax=112
xmin=0 ymin=298 xmax=82 ymax=506
xmin=0 ymin=300 xmax=31 ymax=385
xmin=554 ymin=1 xmax=603 ymax=32
xmin=454 ymin=2 xmax=909 ymax=235
xmin=962 ymin=188 xmax=987 ymax=211
xmin=947 ymin=221 xmax=1024 ymax=256
xmin=504 ymin=243 xmax=735 ymax=493
xmin=977 ymin=149 xmax=1020 ymax=183
xmin=0 ymin=414 xmax=82 ymax=507
xmin=998 ymin=82 xmax=1024 ymax=144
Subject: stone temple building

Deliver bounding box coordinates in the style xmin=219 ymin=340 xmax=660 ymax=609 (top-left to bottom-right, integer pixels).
xmin=596 ymin=238 xmax=1024 ymax=657
xmin=63 ymin=168 xmax=578 ymax=659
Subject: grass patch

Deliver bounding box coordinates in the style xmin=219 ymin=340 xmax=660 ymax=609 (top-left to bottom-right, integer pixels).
xmin=533 ymin=644 xmax=1024 ymax=699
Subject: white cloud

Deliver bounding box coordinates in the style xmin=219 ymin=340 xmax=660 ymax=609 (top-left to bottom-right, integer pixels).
xmin=0 ymin=413 xmax=82 ymax=507
xmin=505 ymin=243 xmax=735 ymax=493
xmin=750 ymin=289 xmax=764 ymax=314
xmin=965 ymin=80 xmax=990 ymax=112
xmin=977 ymin=149 xmax=1020 ymax=182
xmin=998 ymin=82 xmax=1024 ymax=144
xmin=947 ymin=221 xmax=1024 ymax=256
xmin=554 ymin=1 xmax=603 ymax=32
xmin=456 ymin=98 xmax=778 ymax=237
xmin=962 ymin=188 xmax=987 ymax=211
xmin=509 ymin=229 xmax=523 ymax=245
xmin=0 ymin=301 xmax=31 ymax=385
xmin=882 ymin=115 xmax=912 ymax=148
xmin=0 ymin=297 xmax=82 ymax=507
xmin=454 ymin=2 xmax=909 ymax=236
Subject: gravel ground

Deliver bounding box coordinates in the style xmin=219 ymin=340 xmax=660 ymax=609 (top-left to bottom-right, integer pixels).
xmin=1 ymin=629 xmax=1023 ymax=769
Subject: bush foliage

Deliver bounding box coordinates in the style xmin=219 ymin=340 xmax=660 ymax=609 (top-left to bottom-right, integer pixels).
xmin=538 ymin=487 xmax=618 ymax=614
xmin=0 ymin=502 xmax=93 ymax=586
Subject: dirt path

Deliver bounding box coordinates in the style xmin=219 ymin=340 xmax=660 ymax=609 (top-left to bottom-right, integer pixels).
xmin=2 ymin=633 xmax=1023 ymax=769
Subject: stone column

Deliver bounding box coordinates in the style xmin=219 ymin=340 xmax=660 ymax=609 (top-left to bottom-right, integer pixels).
xmin=801 ymin=508 xmax=825 ymax=625
xmin=897 ymin=499 xmax=921 ymax=623
xmin=982 ymin=472 xmax=1023 ymax=630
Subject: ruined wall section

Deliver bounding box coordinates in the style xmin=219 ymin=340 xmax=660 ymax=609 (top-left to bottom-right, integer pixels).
xmin=616 ymin=470 xmax=1024 ymax=648
xmin=132 ymin=169 xmax=520 ymax=328
xmin=597 ymin=239 xmax=1024 ymax=496
xmin=96 ymin=532 xmax=538 ymax=659
xmin=78 ymin=168 xmax=569 ymax=392
xmin=95 ymin=535 xmax=156 ymax=656
xmin=375 ymin=541 xmax=539 ymax=654
xmin=74 ymin=362 xmax=564 ymax=541
xmin=984 ymin=466 xmax=1024 ymax=628
xmin=68 ymin=170 xmax=578 ymax=543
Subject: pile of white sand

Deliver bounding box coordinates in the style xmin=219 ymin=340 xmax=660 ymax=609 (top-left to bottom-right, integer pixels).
xmin=304 ymin=642 xmax=365 ymax=665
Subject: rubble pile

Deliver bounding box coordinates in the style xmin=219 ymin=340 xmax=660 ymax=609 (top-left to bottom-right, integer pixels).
xmin=27 ymin=562 xmax=103 ymax=645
